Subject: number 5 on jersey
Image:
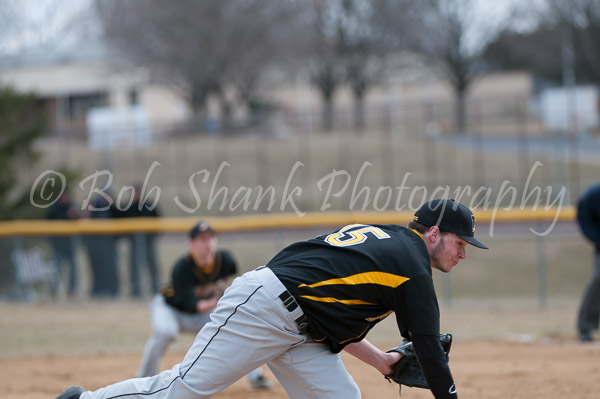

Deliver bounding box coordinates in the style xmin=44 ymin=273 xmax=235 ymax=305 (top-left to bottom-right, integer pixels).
xmin=325 ymin=224 xmax=390 ymax=247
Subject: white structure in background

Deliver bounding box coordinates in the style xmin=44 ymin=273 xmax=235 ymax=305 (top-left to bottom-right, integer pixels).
xmin=539 ymin=85 xmax=600 ymax=133
xmin=87 ymin=106 xmax=151 ymax=150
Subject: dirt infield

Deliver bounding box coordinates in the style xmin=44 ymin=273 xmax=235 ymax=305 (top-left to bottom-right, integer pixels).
xmin=2 ymin=301 xmax=600 ymax=399
xmin=3 ymin=340 xmax=600 ymax=399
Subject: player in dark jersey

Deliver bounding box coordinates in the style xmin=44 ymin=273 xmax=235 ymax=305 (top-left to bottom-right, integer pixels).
xmin=57 ymin=199 xmax=487 ymax=399
xmin=576 ymin=182 xmax=600 ymax=342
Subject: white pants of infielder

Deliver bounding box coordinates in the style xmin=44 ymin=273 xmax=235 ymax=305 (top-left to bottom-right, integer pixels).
xmin=80 ymin=267 xmax=361 ymax=399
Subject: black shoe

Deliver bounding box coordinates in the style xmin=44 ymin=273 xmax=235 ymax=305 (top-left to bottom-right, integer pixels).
xmin=579 ymin=331 xmax=594 ymax=342
xmin=56 ymin=386 xmax=85 ymax=399
xmin=250 ymin=375 xmax=273 ymax=390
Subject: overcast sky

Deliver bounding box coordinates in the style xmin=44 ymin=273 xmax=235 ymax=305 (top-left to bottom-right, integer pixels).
xmin=0 ymin=0 xmax=96 ymax=55
xmin=0 ymin=0 xmax=543 ymax=57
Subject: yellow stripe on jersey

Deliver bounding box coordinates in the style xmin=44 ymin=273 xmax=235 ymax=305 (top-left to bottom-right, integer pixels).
xmin=299 ymin=295 xmax=376 ymax=305
xmin=339 ymin=326 xmax=371 ymax=344
xmin=366 ymin=310 xmax=393 ymax=322
xmin=298 ymin=271 xmax=409 ymax=289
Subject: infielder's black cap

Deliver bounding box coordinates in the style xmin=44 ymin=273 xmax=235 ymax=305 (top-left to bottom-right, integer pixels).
xmin=189 ymin=220 xmax=215 ymax=239
xmin=413 ymin=199 xmax=488 ymax=249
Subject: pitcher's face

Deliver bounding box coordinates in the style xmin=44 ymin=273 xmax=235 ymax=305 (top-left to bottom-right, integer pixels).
xmin=430 ymin=233 xmax=467 ymax=273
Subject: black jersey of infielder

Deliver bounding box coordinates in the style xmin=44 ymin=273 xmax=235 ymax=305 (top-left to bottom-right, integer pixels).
xmin=268 ymin=224 xmax=438 ymax=353
xmin=161 ymin=250 xmax=237 ymax=314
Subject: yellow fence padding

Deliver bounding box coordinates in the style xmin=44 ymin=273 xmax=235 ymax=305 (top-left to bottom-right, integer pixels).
xmin=0 ymin=206 xmax=575 ymax=237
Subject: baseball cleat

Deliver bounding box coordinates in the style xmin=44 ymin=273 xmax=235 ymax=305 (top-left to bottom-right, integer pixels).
xmin=56 ymin=386 xmax=85 ymax=399
xmin=579 ymin=331 xmax=594 ymax=342
xmin=250 ymin=375 xmax=273 ymax=390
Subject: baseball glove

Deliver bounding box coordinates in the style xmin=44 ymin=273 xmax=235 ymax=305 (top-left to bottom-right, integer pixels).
xmin=384 ymin=333 xmax=452 ymax=388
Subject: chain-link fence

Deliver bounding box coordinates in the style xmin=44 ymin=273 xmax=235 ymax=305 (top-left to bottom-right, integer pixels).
xmin=2 ymin=93 xmax=598 ymax=306
xmin=22 ymin=94 xmax=600 ymax=220
xmin=0 ymin=216 xmax=592 ymax=311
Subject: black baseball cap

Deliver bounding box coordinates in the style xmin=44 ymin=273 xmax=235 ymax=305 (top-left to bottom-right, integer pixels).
xmin=413 ymin=199 xmax=488 ymax=249
xmin=189 ymin=220 xmax=215 ymax=239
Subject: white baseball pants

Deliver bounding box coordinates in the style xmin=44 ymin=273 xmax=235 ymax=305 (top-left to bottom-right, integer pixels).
xmin=80 ymin=266 xmax=361 ymax=399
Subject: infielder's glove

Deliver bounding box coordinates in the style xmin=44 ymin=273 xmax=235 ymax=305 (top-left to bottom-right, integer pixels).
xmin=384 ymin=333 xmax=453 ymax=389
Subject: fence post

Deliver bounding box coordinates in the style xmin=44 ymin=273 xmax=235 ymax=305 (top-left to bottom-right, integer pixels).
xmin=133 ymin=233 xmax=146 ymax=297
xmin=535 ymin=227 xmax=548 ymax=310
xmin=11 ymin=235 xmax=24 ymax=298
xmin=70 ymin=234 xmax=81 ymax=298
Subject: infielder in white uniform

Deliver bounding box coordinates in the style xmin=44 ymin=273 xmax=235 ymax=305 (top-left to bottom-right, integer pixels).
xmin=137 ymin=221 xmax=271 ymax=388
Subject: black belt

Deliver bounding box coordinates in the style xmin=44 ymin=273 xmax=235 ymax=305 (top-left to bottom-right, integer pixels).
xmin=279 ymin=290 xmax=309 ymax=333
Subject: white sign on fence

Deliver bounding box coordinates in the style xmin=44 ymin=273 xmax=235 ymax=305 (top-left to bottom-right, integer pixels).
xmin=86 ymin=106 xmax=152 ymax=150
xmin=539 ymin=85 xmax=599 ymax=132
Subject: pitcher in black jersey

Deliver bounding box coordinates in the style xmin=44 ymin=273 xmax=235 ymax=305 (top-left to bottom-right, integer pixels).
xmin=56 ymin=199 xmax=487 ymax=399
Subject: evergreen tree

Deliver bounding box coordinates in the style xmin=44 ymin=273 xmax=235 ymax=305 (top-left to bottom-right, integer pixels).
xmin=0 ymin=86 xmax=47 ymax=220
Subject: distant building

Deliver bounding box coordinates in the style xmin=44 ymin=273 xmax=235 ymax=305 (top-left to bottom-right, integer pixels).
xmin=0 ymin=42 xmax=190 ymax=144
xmin=1 ymin=41 xmax=546 ymax=139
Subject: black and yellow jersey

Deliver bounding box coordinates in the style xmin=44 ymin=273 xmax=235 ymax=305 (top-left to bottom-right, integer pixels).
xmin=161 ymin=250 xmax=237 ymax=313
xmin=267 ymin=224 xmax=438 ymax=353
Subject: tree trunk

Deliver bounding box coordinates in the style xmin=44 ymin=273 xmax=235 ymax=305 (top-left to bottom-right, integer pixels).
xmin=454 ymin=88 xmax=467 ymax=135
xmin=190 ymin=87 xmax=208 ymax=132
xmin=353 ymin=91 xmax=366 ymax=133
xmin=315 ymin=64 xmax=337 ymax=132
xmin=217 ymin=90 xmax=233 ymax=134
xmin=322 ymin=92 xmax=334 ymax=131
xmin=220 ymin=97 xmax=233 ymax=135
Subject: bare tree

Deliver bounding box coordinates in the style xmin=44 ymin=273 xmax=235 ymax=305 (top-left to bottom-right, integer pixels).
xmin=410 ymin=0 xmax=512 ymax=134
xmin=334 ymin=0 xmax=391 ymax=131
xmin=545 ymin=0 xmax=600 ymax=83
xmin=483 ymin=26 xmax=564 ymax=81
xmin=343 ymin=0 xmax=419 ymax=132
xmin=213 ymin=1 xmax=296 ymax=131
xmin=95 ymin=0 xmax=292 ymax=132
xmin=288 ymin=0 xmax=415 ymax=132
xmin=0 ymin=0 xmax=98 ymax=57
xmin=0 ymin=1 xmax=21 ymax=56
xmin=293 ymin=0 xmax=347 ymax=131
xmin=483 ymin=1 xmax=600 ymax=85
